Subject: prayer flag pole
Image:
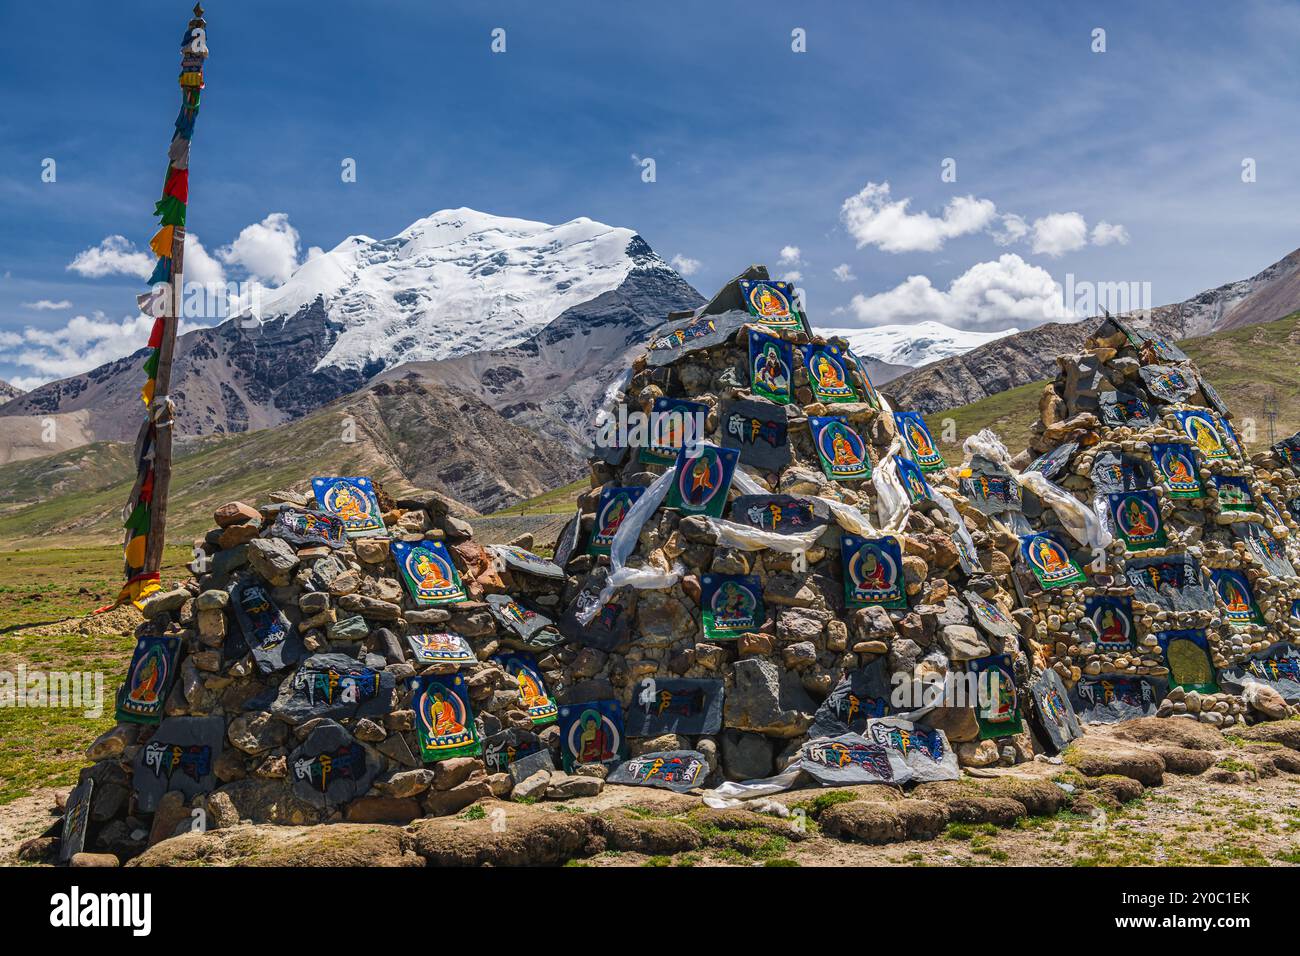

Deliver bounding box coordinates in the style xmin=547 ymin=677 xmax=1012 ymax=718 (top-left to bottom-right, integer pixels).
xmin=108 ymin=5 xmax=209 ymax=610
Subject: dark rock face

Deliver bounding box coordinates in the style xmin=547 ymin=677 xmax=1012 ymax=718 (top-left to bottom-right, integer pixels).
xmin=394 ymin=260 xmax=705 ymax=456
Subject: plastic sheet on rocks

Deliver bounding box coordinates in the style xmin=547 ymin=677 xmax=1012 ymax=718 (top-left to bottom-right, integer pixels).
xmin=963 ymin=428 xmax=1112 ymax=561
xmin=577 ymin=467 xmax=681 ymax=625
xmin=701 ymin=765 xmax=805 ymax=808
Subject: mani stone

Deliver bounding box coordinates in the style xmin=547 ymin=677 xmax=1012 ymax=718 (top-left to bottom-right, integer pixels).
xmin=270 ymin=652 xmax=395 ymax=724
xmin=131 ymin=715 xmax=225 ymax=813
xmin=288 ymin=720 xmax=382 ymax=808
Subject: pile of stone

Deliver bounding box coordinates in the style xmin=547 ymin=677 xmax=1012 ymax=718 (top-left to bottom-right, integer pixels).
xmin=63 ymin=487 xmax=599 ymax=864
xmin=551 ymin=266 xmax=1040 ymax=777
xmin=1001 ymin=315 xmax=1300 ymax=727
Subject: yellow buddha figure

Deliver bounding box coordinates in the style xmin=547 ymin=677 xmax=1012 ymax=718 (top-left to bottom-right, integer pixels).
xmin=755 ymin=285 xmax=786 ymax=316
xmin=908 ymin=422 xmax=933 ymax=457
xmin=815 ymin=355 xmax=845 ymax=391
xmin=331 ymin=485 xmax=366 ymax=521
xmin=1167 ymin=640 xmax=1212 ymax=686
xmin=517 ymin=670 xmax=548 ymax=709
xmin=1190 ymin=419 xmax=1221 ymax=456
xmin=1036 ymin=539 xmax=1066 ymax=573
xmin=414 ymin=553 xmax=450 ymax=590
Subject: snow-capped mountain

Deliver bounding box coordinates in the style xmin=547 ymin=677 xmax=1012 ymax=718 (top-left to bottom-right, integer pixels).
xmin=816 ymin=320 xmax=1021 ymax=369
xmin=254 ymin=208 xmax=670 ymax=373
xmin=0 ymin=210 xmax=702 ymax=457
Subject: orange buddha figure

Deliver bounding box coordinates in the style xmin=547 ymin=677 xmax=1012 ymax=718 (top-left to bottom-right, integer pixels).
xmin=689 ymin=456 xmax=714 ymax=493
xmin=908 ymin=422 xmax=933 ymax=457
xmin=1123 ymin=499 xmax=1155 ymax=536
xmin=1222 ymin=580 xmax=1250 ymax=613
xmin=754 ymin=286 xmax=786 ymax=316
xmin=517 ymin=670 xmax=547 ymax=709
xmin=429 ymin=692 xmax=465 ymax=736
xmin=1164 ymin=454 xmax=1192 ymax=482
xmin=132 ymin=653 xmax=161 ymax=702
xmin=831 ymin=428 xmax=858 ymax=466
xmin=815 ymin=355 xmax=845 ymax=391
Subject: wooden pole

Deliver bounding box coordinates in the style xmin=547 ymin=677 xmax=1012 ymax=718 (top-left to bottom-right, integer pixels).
xmin=142 ymin=4 xmax=208 ymax=580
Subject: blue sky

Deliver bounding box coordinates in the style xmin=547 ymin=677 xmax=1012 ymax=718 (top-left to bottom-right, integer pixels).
xmin=2 ymin=0 xmax=1300 ymax=388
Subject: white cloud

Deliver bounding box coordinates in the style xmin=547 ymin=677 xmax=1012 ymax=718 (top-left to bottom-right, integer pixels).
xmin=1091 ymin=221 xmax=1131 ymax=246
xmin=778 ymin=245 xmax=803 ymax=265
xmin=1030 ymin=212 xmax=1089 ymax=257
xmin=67 ymin=233 xmax=226 ymax=285
xmin=22 ymin=299 xmax=72 ymax=311
xmin=992 ymin=214 xmax=1029 ymax=246
xmin=182 ymin=233 xmax=227 ymax=286
xmin=832 ymin=263 xmax=856 ymax=282
xmin=218 ymin=213 xmax=302 ymax=285
xmin=0 ymin=311 xmax=210 ymax=387
xmin=782 ymin=270 xmax=803 ymax=283
xmin=669 ymin=253 xmax=701 ymax=276
xmin=840 ymin=182 xmax=998 ymax=254
xmin=67 ymin=235 xmax=154 ymax=279
xmin=843 ymin=254 xmax=1069 ymax=329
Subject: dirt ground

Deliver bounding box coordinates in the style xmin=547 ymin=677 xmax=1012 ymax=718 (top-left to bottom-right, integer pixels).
xmin=8 ymin=750 xmax=1300 ymax=868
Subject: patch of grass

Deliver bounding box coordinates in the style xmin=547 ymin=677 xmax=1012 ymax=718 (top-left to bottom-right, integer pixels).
xmin=794 ymin=789 xmax=858 ymax=817
xmin=1275 ymin=847 xmax=1300 ymax=864
xmin=945 ymin=822 xmax=998 ymax=840
xmin=459 ymin=805 xmax=486 ymax=821
xmin=1215 ymin=757 xmax=1255 ymax=774
xmin=643 ymin=855 xmax=673 ymax=867
xmin=764 ymin=858 xmax=799 ymax=867
xmin=0 ymin=546 xmax=189 ymax=633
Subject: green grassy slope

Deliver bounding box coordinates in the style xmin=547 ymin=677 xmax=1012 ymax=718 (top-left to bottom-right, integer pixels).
xmin=0 ymin=406 xmax=413 ymax=549
xmin=926 ymin=310 xmax=1300 ymax=459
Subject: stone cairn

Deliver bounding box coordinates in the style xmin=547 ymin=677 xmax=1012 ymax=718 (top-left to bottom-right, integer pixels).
xmin=53 ymin=272 xmax=1300 ymax=866
xmin=560 ymin=266 xmax=1037 ymax=776
xmin=67 ymin=486 xmax=590 ymax=862
xmin=1002 ymin=315 xmax=1300 ymax=727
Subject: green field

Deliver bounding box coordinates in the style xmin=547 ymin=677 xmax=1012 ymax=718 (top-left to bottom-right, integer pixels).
xmin=0 ymin=546 xmax=189 ymax=804
xmin=486 ymin=477 xmax=587 ymax=517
